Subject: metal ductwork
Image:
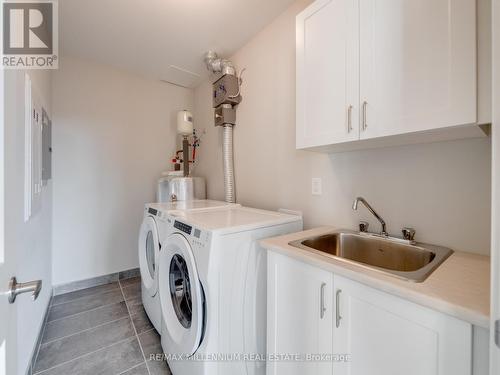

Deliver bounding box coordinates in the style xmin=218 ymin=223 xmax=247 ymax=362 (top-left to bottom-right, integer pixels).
xmin=204 ymin=51 xmax=236 ymax=77
xmin=204 ymin=51 xmax=243 ymax=204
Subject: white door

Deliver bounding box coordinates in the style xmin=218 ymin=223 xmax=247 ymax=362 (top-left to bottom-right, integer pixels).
xmin=359 ymin=0 xmax=476 ymax=139
xmin=296 ymin=0 xmax=359 ymax=149
xmin=492 ymin=123 xmax=500 ymax=374
xmin=333 ymin=275 xmax=472 ymax=375
xmin=491 ymin=0 xmax=500 ymax=370
xmin=267 ymin=252 xmax=333 ymax=375
xmin=0 ymin=65 xmax=17 ymax=375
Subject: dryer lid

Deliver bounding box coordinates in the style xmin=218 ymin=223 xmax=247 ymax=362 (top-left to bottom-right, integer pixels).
xmin=159 ymin=233 xmax=204 ymax=356
xmin=138 ymin=216 xmax=160 ymax=297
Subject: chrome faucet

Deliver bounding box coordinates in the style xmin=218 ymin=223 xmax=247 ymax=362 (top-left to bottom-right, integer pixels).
xmin=352 ymin=197 xmax=388 ymax=236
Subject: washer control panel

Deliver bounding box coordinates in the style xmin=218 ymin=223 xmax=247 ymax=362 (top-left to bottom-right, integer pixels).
xmin=173 ymin=220 xmax=192 ymax=235
xmin=146 ymin=206 xmax=167 ymax=220
xmin=169 ymin=217 xmax=211 ymax=248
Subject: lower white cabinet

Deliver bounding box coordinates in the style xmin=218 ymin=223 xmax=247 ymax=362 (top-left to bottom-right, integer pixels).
xmin=333 ymin=274 xmax=472 ymax=375
xmin=267 ymin=251 xmax=333 ymax=375
xmin=267 ymin=251 xmax=473 ymax=375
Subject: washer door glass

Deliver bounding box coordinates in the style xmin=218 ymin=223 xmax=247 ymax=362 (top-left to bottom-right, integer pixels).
xmin=169 ymin=254 xmax=192 ymax=328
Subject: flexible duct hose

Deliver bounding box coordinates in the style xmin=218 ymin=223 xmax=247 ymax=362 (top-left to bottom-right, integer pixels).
xmin=222 ymin=125 xmax=235 ymax=203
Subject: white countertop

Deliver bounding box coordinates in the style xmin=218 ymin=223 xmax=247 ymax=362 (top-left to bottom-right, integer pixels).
xmin=261 ymin=226 xmax=490 ymax=328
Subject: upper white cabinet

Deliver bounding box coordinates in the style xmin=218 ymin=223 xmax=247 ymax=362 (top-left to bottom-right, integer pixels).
xmin=333 ymin=275 xmax=472 ymax=375
xmin=296 ymin=0 xmax=489 ymax=151
xmin=296 ymin=0 xmax=359 ymax=148
xmin=359 ymin=0 xmax=476 ymax=139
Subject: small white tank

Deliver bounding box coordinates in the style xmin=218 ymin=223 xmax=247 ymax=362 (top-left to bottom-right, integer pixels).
xmin=177 ymin=110 xmax=193 ymax=136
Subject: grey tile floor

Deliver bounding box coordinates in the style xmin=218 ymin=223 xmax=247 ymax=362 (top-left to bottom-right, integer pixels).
xmin=33 ymin=276 xmax=171 ymax=375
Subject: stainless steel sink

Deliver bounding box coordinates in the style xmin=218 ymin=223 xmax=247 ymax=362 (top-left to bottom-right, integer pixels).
xmin=289 ymin=230 xmax=453 ymax=282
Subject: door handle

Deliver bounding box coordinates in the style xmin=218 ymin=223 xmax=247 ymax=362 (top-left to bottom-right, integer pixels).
xmin=320 ymin=283 xmax=327 ymax=319
xmin=336 ymin=289 xmax=342 ymax=328
xmin=362 ymin=101 xmax=368 ymax=131
xmin=347 ymin=105 xmax=353 ymax=133
xmin=7 ymin=277 xmax=42 ymax=304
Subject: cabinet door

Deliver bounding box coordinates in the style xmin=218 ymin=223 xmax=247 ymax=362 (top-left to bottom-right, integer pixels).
xmin=296 ymin=0 xmax=359 ymax=149
xmin=333 ymin=275 xmax=472 ymax=375
xmin=359 ymin=0 xmax=476 ymax=139
xmin=267 ymin=252 xmax=333 ymax=375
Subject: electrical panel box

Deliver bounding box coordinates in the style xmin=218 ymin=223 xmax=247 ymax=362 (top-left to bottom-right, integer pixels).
xmin=42 ymin=109 xmax=52 ymax=181
xmin=212 ymin=74 xmax=241 ymax=108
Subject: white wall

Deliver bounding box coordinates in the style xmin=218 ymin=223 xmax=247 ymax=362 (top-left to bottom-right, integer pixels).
xmin=4 ymin=70 xmax=52 ymax=374
xmin=193 ymin=0 xmax=491 ymax=255
xmin=52 ymin=56 xmax=193 ymax=285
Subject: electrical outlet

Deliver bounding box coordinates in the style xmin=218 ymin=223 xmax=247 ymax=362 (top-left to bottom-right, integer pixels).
xmin=311 ymin=178 xmax=322 ymax=196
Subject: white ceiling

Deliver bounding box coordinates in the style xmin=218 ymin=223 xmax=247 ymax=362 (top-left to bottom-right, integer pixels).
xmin=60 ymin=0 xmax=296 ymax=87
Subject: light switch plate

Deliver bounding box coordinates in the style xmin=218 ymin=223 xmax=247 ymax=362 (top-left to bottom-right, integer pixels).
xmin=311 ymin=178 xmax=322 ymax=195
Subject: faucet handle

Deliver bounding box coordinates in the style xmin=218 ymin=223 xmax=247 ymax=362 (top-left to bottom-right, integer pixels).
xmin=402 ymin=227 xmax=416 ymax=241
xmin=359 ymin=221 xmax=369 ymax=233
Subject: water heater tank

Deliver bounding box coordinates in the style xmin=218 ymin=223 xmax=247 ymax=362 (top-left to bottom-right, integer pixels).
xmin=157 ymin=172 xmax=206 ymax=202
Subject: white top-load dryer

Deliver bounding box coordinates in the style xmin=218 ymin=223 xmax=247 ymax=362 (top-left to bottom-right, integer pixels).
xmin=158 ymin=206 xmax=303 ymax=375
xmin=138 ymin=200 xmax=239 ymax=332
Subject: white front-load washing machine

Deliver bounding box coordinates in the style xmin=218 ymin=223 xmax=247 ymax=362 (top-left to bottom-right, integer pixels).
xmin=138 ymin=200 xmax=239 ymax=332
xmin=158 ymin=206 xmax=303 ymax=375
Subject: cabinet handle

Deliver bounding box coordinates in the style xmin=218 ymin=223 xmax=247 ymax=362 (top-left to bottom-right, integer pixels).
xmin=335 ymin=289 xmax=342 ymax=328
xmin=320 ymin=283 xmax=327 ymax=319
xmin=347 ymin=105 xmax=353 ymax=133
xmin=362 ymin=101 xmax=368 ymax=131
